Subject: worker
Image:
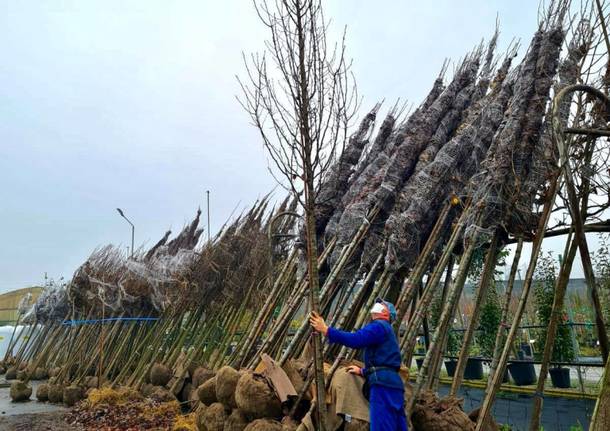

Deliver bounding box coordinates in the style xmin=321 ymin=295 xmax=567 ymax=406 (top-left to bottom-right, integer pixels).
xmin=309 ymin=299 xmax=408 ymax=431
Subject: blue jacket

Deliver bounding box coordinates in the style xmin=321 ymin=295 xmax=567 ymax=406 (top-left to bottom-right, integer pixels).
xmin=327 ymin=319 xmax=404 ymax=391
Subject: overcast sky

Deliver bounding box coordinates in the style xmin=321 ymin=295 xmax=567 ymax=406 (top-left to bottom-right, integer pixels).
xmin=0 ymin=1 xmax=594 ymax=292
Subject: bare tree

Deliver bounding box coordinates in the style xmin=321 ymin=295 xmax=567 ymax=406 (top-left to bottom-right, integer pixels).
xmin=238 ymin=0 xmax=357 ymax=428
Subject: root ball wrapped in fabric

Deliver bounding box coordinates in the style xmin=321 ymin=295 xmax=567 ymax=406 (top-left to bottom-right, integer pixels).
xmin=235 ymin=371 xmax=282 ymax=420
xmin=244 ymin=419 xmax=283 ymax=431
xmin=192 ymin=367 xmax=215 ymax=389
xmin=344 ymin=419 xmax=369 ymax=430
xmin=195 ymin=404 xmax=207 ymax=431
xmin=5 ymin=366 xmax=17 ymax=380
xmin=84 ymin=375 xmax=100 ymax=389
xmin=224 ymin=408 xmax=249 ymax=431
xmin=215 ymin=366 xmax=240 ymax=409
xmin=63 ymin=385 xmax=85 ymax=407
xmin=150 ymin=363 xmax=172 ymax=386
xmin=411 ymin=391 xmax=474 ymax=431
xmin=198 ymin=375 xmax=217 ymax=405
xmin=10 ymin=381 xmax=32 ymax=402
xmin=33 ymin=367 xmax=49 ymax=380
xmin=281 ymin=416 xmax=299 ymax=431
xmin=48 ymin=384 xmax=64 ymax=403
xmin=151 ymin=386 xmax=176 ymax=403
xmin=36 ymin=383 xmax=49 ymax=401
xmin=141 ymin=382 xmax=155 ymax=397
xmin=202 ymin=402 xmax=228 ymax=431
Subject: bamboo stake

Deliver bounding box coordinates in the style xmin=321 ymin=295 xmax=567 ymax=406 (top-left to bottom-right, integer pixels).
xmin=401 ymin=208 xmax=469 ymax=367
xmin=393 ymin=203 xmax=452 ymax=332
xmin=450 ymin=232 xmax=499 ymax=395
xmin=529 ymin=232 xmax=578 ymax=431
xmin=413 ymin=230 xmax=478 ymax=400
xmin=475 ymin=174 xmax=559 ymax=431
xmin=486 ymin=238 xmax=523 ymax=391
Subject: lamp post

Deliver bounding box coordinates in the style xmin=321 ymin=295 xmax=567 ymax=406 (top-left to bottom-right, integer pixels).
xmin=116 ymin=208 xmax=135 ymax=259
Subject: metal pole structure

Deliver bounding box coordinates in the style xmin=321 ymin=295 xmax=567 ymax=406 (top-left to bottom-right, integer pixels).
xmin=206 ymin=190 xmax=211 ymax=242
xmin=116 ymin=208 xmax=135 ymax=259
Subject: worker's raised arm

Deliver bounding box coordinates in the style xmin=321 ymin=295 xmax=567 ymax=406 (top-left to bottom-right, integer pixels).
xmin=309 ymin=311 xmax=387 ymax=348
xmin=326 ymin=321 xmax=386 ymax=349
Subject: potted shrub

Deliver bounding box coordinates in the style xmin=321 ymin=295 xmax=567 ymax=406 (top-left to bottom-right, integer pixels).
xmin=443 ymin=328 xmax=462 ymax=377
xmin=478 ymin=284 xmax=509 ymax=382
xmin=533 ymin=253 xmax=575 ymax=388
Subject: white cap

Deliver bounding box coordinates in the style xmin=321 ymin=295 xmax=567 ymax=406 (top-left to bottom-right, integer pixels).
xmin=370 ymin=302 xmax=386 ymax=314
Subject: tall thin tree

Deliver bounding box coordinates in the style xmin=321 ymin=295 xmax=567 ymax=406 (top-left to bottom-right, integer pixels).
xmin=238 ymin=1 xmax=357 ymax=428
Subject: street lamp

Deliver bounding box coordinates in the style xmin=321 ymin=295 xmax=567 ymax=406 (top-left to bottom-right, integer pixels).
xmin=116 ymin=208 xmax=135 ymax=259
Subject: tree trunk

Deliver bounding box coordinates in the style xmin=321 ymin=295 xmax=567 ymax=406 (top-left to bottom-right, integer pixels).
xmin=529 ymin=233 xmax=578 ymax=431
xmin=475 ymin=174 xmax=559 ymax=431
xmin=450 ymin=233 xmax=498 ymax=395
xmin=412 ymin=232 xmax=478 ymax=403
xmin=486 ymin=238 xmax=523 ymax=392
xmin=304 ymin=178 xmax=327 ymax=430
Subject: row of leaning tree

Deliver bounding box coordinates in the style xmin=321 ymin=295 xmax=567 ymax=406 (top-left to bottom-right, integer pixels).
xmin=4 ymin=0 xmax=610 ymax=430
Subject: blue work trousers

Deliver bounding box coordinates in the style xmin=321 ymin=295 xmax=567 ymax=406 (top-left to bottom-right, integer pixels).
xmin=369 ymin=384 xmax=408 ymax=431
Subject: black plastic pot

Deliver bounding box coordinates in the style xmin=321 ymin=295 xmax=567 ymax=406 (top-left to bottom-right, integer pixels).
xmin=520 ymin=343 xmax=533 ymax=358
xmin=464 ymin=358 xmax=484 ymax=380
xmin=445 ymin=360 xmax=457 ymax=377
xmin=508 ymin=361 xmax=537 ymax=386
xmin=443 ymin=358 xmax=484 ymax=380
xmin=549 ymin=367 xmax=571 ymax=388
xmin=502 ymin=369 xmax=510 ymax=383
xmin=416 ymin=358 xmax=424 ymax=370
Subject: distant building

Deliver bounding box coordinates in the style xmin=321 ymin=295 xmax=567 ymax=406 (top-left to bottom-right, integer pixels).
xmin=0 ymin=287 xmax=43 ymax=324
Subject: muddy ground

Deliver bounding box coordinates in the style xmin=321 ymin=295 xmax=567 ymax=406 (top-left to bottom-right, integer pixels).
xmin=0 ymin=411 xmax=83 ymax=431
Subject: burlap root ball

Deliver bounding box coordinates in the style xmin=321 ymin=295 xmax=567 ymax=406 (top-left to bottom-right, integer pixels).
xmin=192 ymin=367 xmax=215 ymax=388
xmin=84 ymin=375 xmax=101 ymax=389
xmin=49 ymin=367 xmax=62 ymax=377
xmin=197 ymin=375 xmax=218 ymax=405
xmin=195 ymin=404 xmax=207 ymax=431
xmin=280 ymin=416 xmax=299 ymax=431
xmin=9 ymin=381 xmax=32 ymax=402
xmin=224 ymin=408 xmax=249 ymax=431
xmin=5 ymin=366 xmax=17 ymax=380
xmin=215 ymin=366 xmax=240 ymax=409
xmin=150 ymin=363 xmax=172 ymax=386
xmin=33 ymin=367 xmax=49 ymax=380
xmin=201 ymin=402 xmax=228 ymax=431
xmin=36 ymin=383 xmax=49 ymax=402
xmin=235 ymin=371 xmax=282 ymax=420
xmin=141 ymin=382 xmax=155 ymax=397
xmin=63 ymin=385 xmax=84 ymax=407
xmin=48 ymin=384 xmax=64 ymax=404
xmin=150 ymin=385 xmax=176 ymax=403
xmin=244 ymin=419 xmax=283 ymax=431
xmin=344 ymin=418 xmax=369 ymax=431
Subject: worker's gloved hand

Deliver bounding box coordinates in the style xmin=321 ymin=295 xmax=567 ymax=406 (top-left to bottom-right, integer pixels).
xmin=345 ymin=365 xmax=363 ymax=376
xmin=309 ymin=311 xmax=328 ymax=336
